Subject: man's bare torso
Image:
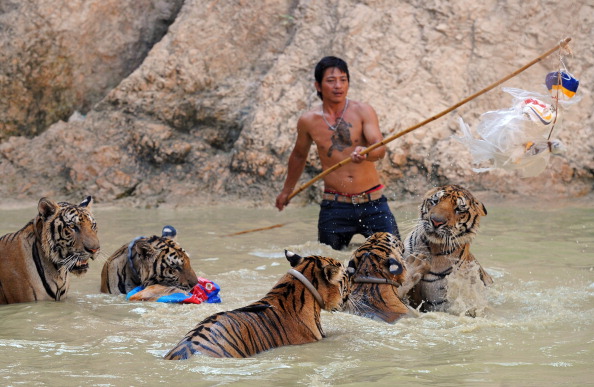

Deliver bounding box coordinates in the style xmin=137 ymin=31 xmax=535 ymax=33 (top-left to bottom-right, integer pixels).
xmin=304 ymin=100 xmax=382 ymax=194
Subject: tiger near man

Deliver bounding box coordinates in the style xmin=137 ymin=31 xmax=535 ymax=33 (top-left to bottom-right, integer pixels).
xmin=403 ymin=184 xmax=493 ymax=314
xmin=342 ymin=232 xmax=429 ymax=323
xmin=0 ymin=197 xmax=100 ymax=304
xmin=164 ymin=250 xmax=351 ymax=359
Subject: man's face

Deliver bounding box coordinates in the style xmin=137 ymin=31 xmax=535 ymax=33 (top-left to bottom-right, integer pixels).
xmin=316 ymin=67 xmax=349 ymax=102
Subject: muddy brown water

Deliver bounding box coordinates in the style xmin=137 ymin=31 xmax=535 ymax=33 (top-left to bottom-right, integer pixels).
xmin=0 ymin=200 xmax=592 ymax=386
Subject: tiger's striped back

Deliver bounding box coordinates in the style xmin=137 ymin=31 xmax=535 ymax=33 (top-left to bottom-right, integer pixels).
xmin=164 ymin=251 xmax=350 ymax=359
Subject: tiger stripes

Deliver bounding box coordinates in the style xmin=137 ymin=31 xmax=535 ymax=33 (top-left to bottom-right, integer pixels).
xmin=403 ymin=185 xmax=493 ymax=313
xmin=164 ymin=251 xmax=350 ymax=359
xmin=100 ymin=227 xmax=198 ymax=295
xmin=341 ymin=232 xmax=411 ymax=323
xmin=0 ymin=197 xmax=99 ymax=304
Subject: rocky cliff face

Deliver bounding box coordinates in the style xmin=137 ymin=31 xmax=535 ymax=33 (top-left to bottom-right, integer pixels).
xmin=0 ymin=0 xmax=183 ymax=139
xmin=0 ymin=0 xmax=592 ymax=207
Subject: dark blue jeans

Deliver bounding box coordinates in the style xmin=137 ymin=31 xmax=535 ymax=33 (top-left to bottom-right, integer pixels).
xmin=318 ymin=196 xmax=400 ymax=250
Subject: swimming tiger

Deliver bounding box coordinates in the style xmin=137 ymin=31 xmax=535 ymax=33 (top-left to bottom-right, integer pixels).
xmin=0 ymin=196 xmax=99 ymax=304
xmin=403 ymin=185 xmax=493 ymax=313
xmin=164 ymin=250 xmax=351 ymax=359
xmin=342 ymin=232 xmax=429 ymax=323
xmin=100 ymin=225 xmax=198 ymax=296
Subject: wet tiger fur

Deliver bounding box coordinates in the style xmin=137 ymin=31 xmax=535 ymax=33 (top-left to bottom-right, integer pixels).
xmin=164 ymin=250 xmax=351 ymax=359
xmin=403 ymin=185 xmax=493 ymax=313
xmin=0 ymin=196 xmax=99 ymax=304
xmin=100 ymin=225 xmax=198 ymax=296
xmin=342 ymin=232 xmax=429 ymax=323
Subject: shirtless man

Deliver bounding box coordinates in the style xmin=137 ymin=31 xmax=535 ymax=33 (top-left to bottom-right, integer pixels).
xmin=275 ymin=56 xmax=400 ymax=250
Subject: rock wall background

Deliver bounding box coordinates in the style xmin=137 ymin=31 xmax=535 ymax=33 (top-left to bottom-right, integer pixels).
xmin=0 ymin=0 xmax=592 ymax=208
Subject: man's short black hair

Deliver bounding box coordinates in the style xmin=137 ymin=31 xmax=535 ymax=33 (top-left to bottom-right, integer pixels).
xmin=314 ymin=56 xmax=350 ymax=100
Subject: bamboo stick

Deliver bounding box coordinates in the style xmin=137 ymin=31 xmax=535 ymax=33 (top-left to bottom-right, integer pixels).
xmin=224 ymin=223 xmax=287 ymax=237
xmin=287 ymin=37 xmax=571 ymax=201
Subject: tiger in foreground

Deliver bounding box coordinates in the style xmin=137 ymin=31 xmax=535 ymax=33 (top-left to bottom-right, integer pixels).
xmin=0 ymin=196 xmax=99 ymax=304
xmin=403 ymin=185 xmax=493 ymax=314
xmin=342 ymin=232 xmax=429 ymax=323
xmin=164 ymin=250 xmax=351 ymax=359
xmin=100 ymin=225 xmax=198 ymax=298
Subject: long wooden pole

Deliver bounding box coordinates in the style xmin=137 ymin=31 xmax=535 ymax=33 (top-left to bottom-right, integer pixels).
xmin=287 ymin=37 xmax=571 ymax=201
xmin=224 ymin=223 xmax=287 ymax=237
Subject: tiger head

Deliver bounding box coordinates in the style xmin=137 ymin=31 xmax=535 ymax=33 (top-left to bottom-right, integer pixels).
xmin=36 ymin=196 xmax=99 ymax=276
xmin=130 ymin=231 xmax=198 ymax=291
xmin=284 ymin=250 xmax=351 ymax=312
xmin=347 ymin=232 xmax=406 ymax=285
xmin=418 ymin=184 xmax=487 ymax=247
xmin=342 ymin=232 xmax=409 ymax=323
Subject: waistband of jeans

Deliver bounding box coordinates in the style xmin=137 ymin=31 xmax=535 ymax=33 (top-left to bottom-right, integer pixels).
xmin=322 ymin=187 xmax=384 ymax=204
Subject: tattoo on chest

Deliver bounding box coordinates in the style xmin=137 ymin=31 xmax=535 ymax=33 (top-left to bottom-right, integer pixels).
xmin=326 ymin=120 xmax=352 ymax=157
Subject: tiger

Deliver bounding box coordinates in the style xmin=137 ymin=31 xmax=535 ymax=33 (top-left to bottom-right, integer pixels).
xmin=341 ymin=232 xmax=429 ymax=323
xmin=0 ymin=196 xmax=99 ymax=304
xmin=403 ymin=184 xmax=493 ymax=314
xmin=100 ymin=225 xmax=199 ymax=296
xmin=163 ymin=250 xmax=351 ymax=359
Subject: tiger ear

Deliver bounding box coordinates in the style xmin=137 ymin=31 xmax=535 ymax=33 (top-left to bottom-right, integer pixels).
xmin=387 ymin=258 xmax=403 ymax=275
xmin=134 ymin=240 xmax=156 ymax=261
xmin=324 ymin=264 xmax=343 ymax=284
xmin=285 ymin=250 xmax=303 ymax=267
xmin=478 ymin=202 xmax=487 ymax=216
xmin=38 ymin=197 xmax=59 ymax=220
xmin=79 ymin=196 xmax=93 ymax=209
xmin=346 ymin=259 xmax=356 ymax=276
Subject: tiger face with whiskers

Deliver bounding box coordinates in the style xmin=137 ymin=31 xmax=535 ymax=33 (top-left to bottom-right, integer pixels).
xmin=403 ymin=185 xmax=493 ymax=314
xmin=0 ymin=196 xmax=99 ymax=304
xmin=341 ymin=232 xmax=429 ymax=323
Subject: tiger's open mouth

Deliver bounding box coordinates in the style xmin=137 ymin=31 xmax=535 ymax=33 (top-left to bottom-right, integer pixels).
xmin=70 ymin=259 xmax=89 ymax=274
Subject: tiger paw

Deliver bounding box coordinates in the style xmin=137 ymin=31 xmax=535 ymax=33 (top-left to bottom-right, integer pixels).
xmin=398 ymin=253 xmax=430 ymax=298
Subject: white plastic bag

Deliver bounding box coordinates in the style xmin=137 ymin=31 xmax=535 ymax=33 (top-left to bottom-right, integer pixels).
xmin=456 ymin=116 xmax=564 ymax=177
xmin=455 ymin=72 xmax=578 ymax=178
